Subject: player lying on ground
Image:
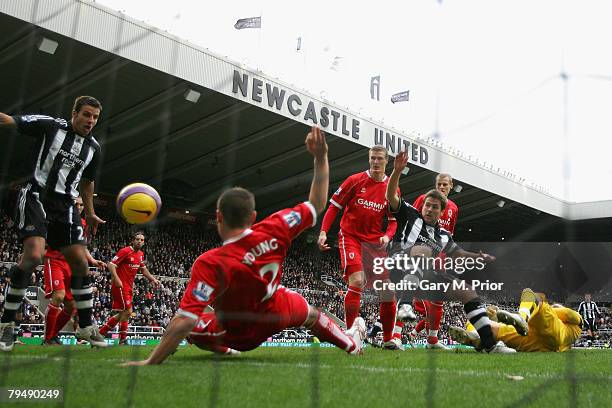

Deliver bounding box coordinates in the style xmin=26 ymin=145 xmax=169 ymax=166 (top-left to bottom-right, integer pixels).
xmin=449 ymin=288 xmax=583 ymax=352
xmin=385 ymin=149 xmax=514 ymax=353
xmin=124 ymin=127 xmax=366 ymax=366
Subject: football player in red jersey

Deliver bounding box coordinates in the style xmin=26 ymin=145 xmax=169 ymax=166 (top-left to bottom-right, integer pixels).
xmin=42 ymin=196 xmax=106 ymax=345
xmin=99 ymin=232 xmax=160 ymax=344
xmin=124 ymin=127 xmax=366 ymax=366
xmin=405 ymin=173 xmax=459 ymax=349
xmin=317 ymin=146 xmax=400 ymax=349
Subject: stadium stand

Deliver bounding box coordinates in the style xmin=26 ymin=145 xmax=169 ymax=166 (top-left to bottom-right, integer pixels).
xmin=1 ymin=206 xmax=609 ymax=347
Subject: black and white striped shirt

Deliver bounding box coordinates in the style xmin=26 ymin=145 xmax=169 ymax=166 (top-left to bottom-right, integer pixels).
xmin=14 ymin=114 xmax=101 ymax=199
xmin=577 ymin=301 xmax=600 ymax=320
xmin=390 ymin=198 xmax=458 ymax=257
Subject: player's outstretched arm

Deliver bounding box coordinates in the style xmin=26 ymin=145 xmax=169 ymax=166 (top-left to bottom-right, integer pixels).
xmin=141 ymin=266 xmax=161 ymax=288
xmin=123 ymin=315 xmax=196 ymax=366
xmin=305 ymin=126 xmax=329 ymax=214
xmin=387 ymin=150 xmax=407 ymax=211
xmin=0 ymin=112 xmax=16 ymax=128
xmin=79 ymin=179 xmax=105 ymax=236
xmin=85 ymin=249 xmax=106 ymax=270
xmin=451 ymin=248 xmax=496 ymax=263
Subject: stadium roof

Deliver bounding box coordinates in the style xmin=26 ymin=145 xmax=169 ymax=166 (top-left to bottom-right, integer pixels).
xmin=2 ymin=0 xmax=612 ymax=242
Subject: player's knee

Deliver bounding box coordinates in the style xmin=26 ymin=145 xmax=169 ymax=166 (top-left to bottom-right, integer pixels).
xmin=20 ymin=238 xmax=45 ymax=269
xmin=303 ymin=306 xmax=318 ymax=327
xmin=348 ymin=272 xmax=365 ymax=288
xmin=51 ymin=290 xmax=65 ymax=305
xmin=67 ymin=258 xmax=89 ymax=275
xmin=64 ymin=300 xmax=76 ymax=314
xmin=20 ymin=251 xmax=43 ymax=271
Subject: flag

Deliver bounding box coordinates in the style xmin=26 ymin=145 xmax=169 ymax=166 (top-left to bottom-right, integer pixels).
xmin=330 ymin=56 xmax=344 ymax=71
xmin=391 ymin=90 xmax=410 ymax=103
xmin=234 ymin=16 xmax=261 ymax=29
xmin=370 ymin=76 xmax=380 ymax=101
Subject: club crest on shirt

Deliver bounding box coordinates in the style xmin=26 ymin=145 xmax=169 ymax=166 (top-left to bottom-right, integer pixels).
xmin=283 ymin=211 xmax=302 ymax=228
xmin=193 ymin=281 xmax=214 ymax=302
xmin=360 ymin=187 xmax=366 ymax=193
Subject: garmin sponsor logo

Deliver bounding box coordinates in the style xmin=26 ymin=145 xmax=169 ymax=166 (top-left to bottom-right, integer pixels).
xmin=357 ymin=198 xmax=385 ymax=211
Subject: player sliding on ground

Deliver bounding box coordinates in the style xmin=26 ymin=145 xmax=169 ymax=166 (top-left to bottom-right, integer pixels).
xmin=449 ymin=288 xmax=583 ymax=352
xmin=124 ymin=127 xmax=365 ymax=366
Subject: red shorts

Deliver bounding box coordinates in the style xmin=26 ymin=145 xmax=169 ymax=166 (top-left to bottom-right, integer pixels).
xmin=43 ymin=257 xmax=73 ymax=301
xmin=412 ymin=298 xmax=444 ymax=318
xmin=188 ymin=287 xmax=309 ymax=352
xmin=111 ymin=284 xmax=133 ymax=311
xmin=338 ymin=231 xmax=388 ymax=285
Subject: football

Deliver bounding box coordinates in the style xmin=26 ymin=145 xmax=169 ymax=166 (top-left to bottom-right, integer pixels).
xmin=116 ymin=183 xmax=162 ymax=224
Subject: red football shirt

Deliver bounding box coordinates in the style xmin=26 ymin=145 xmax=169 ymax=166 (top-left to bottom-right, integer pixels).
xmin=328 ymin=171 xmax=397 ymax=243
xmin=178 ymin=201 xmax=316 ymax=329
xmin=413 ymin=194 xmax=459 ymax=235
xmin=45 ymin=218 xmax=88 ymax=260
xmin=110 ymin=246 xmax=145 ymax=289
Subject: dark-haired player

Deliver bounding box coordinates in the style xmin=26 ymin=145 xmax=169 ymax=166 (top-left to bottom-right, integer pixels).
xmin=0 ymin=96 xmax=107 ymax=350
xmin=100 ymin=232 xmax=160 ymax=344
xmin=317 ymin=146 xmax=400 ymax=349
xmin=125 ymin=127 xmax=366 ymax=366
xmin=406 ymin=173 xmax=459 ymax=349
xmin=386 ymin=150 xmax=514 ymax=353
xmin=43 ymin=196 xmax=106 ymax=345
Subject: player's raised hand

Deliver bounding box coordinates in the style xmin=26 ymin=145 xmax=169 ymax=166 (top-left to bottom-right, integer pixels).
xmin=317 ymin=231 xmax=330 ymax=251
xmin=305 ymin=126 xmax=328 ymax=159
xmin=393 ymin=149 xmax=408 ymax=173
xmin=479 ymin=250 xmax=496 ymax=263
xmin=86 ymin=213 xmax=106 ymax=236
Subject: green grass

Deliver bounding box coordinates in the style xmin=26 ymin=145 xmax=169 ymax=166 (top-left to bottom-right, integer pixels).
xmin=1 ymin=345 xmax=611 ymax=407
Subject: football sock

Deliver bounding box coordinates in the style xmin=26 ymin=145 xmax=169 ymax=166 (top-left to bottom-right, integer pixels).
xmin=1 ymin=265 xmax=28 ymax=323
xmin=379 ymin=301 xmax=397 ymax=342
xmin=519 ymin=289 xmax=540 ymax=322
xmin=464 ymin=298 xmax=495 ymax=350
xmin=427 ymin=301 xmax=444 ymax=331
xmin=415 ymin=319 xmax=428 ymax=334
xmin=119 ymin=321 xmax=128 ymax=341
xmin=52 ymin=309 xmax=73 ymax=338
xmin=393 ymin=321 xmax=404 ymax=340
xmin=344 ymin=285 xmax=362 ymax=328
xmin=309 ymin=311 xmax=355 ymax=353
xmin=99 ymin=314 xmax=119 ymax=336
xmin=44 ymin=303 xmax=61 ymax=342
xmin=71 ymin=275 xmax=93 ymax=327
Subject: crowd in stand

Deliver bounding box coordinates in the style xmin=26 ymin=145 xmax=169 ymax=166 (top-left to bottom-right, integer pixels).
xmin=1 ymin=207 xmax=611 ymax=345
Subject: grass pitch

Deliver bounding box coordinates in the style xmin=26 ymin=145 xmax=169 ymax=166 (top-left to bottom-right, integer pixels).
xmin=2 ymin=345 xmax=611 ymax=407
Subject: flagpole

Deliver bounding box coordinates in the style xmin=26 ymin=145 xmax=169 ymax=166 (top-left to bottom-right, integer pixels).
xmin=258 ymin=9 xmax=263 ymax=71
